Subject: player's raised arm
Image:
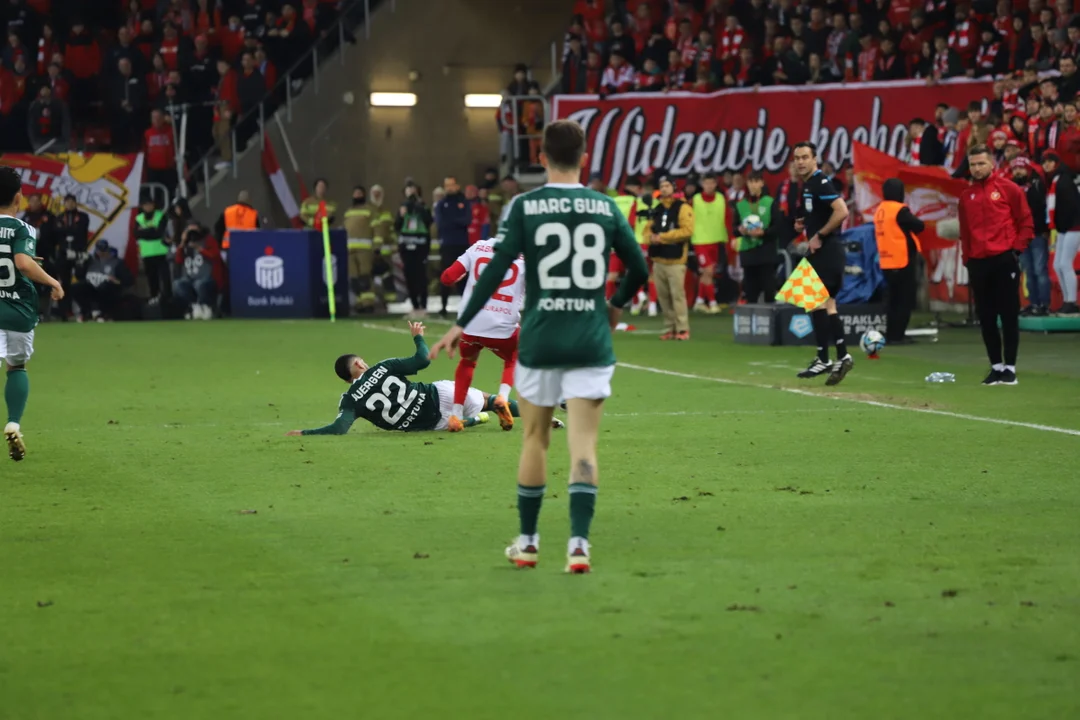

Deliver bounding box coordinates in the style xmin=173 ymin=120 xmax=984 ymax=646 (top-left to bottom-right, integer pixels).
xmin=287 ymin=409 xmax=357 ymax=436
xmin=382 ymin=321 xmax=432 ymax=375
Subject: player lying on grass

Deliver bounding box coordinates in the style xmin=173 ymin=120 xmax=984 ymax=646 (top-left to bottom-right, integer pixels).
xmin=439 ymin=238 xmax=525 ymax=432
xmin=285 ymin=322 xmax=563 ymax=436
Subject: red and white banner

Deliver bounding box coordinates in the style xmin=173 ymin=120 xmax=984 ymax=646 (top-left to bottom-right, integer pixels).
xmin=1 ymin=153 xmax=144 ymax=264
xmin=552 ymin=78 xmax=994 ymax=189
xmin=262 ymin=138 xmax=303 ymax=228
xmin=853 ymin=142 xmax=970 ymax=308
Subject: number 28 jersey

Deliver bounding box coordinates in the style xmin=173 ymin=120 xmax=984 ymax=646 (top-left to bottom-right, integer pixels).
xmin=456 ymin=240 xmax=525 ymax=339
xmin=495 ymin=183 xmax=640 ymax=369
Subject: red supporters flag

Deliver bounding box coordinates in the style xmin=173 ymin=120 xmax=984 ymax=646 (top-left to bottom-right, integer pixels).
xmin=853 ymin=141 xmax=970 ymax=308
xmin=262 ymin=138 xmax=303 ymax=228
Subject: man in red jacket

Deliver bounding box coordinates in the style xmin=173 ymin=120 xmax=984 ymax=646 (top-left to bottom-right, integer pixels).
xmin=958 ymin=145 xmax=1035 ymax=385
xmin=144 ymin=109 xmax=178 ymax=197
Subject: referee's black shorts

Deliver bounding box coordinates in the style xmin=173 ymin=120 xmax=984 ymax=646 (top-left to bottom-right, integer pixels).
xmin=807 ymin=239 xmax=846 ymax=298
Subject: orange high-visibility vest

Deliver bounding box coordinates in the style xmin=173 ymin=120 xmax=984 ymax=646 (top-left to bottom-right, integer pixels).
xmin=222 ymin=203 xmax=258 ymax=249
xmin=874 ymin=200 xmax=921 ymax=270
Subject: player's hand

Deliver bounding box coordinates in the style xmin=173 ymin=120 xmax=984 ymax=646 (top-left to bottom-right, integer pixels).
xmin=750 ymin=228 xmax=765 ymax=237
xmin=607 ymin=302 xmax=622 ymax=331
xmin=50 ymin=283 xmax=64 ymax=301
xmin=428 ymin=325 xmax=464 ymax=360
xmin=285 ymin=430 xmax=303 ymax=437
xmin=808 ymin=235 xmax=822 ymax=253
xmin=408 ymin=321 xmax=425 ymax=337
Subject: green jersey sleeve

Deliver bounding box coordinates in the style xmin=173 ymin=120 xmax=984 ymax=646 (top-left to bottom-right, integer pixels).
xmin=301 ymin=408 xmax=357 ymax=435
xmin=609 ymin=205 xmax=648 ymax=309
xmin=457 ymin=197 xmax=523 ymax=328
xmin=13 ymin=223 xmax=36 ymax=257
xmin=380 ymin=335 xmax=431 ymax=376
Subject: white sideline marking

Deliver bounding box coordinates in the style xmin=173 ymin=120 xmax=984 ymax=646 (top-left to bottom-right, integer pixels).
xmin=359 ymin=322 xmax=1080 ymax=438
xmin=617 ymin=363 xmax=1080 ymax=438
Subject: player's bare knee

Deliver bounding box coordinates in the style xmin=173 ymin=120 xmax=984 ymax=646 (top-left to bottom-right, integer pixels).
xmin=606 ymin=271 xmax=619 ymax=283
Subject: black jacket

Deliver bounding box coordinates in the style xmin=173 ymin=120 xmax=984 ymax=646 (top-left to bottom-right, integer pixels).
xmin=435 ymin=193 xmax=471 ymax=247
xmin=55 ymin=209 xmax=90 ymax=255
xmin=883 ymin=178 xmax=926 ymax=264
xmin=1048 ymin=166 xmax=1080 ymax=232
xmin=916 ymin=126 xmax=945 ymax=166
xmin=237 ymin=69 xmax=265 ymax=114
xmin=1018 ymin=175 xmax=1049 ymax=236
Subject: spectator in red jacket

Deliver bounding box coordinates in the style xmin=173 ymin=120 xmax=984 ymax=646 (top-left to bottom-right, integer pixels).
xmin=957 ymin=144 xmax=1034 ymax=384
xmin=948 ymin=4 xmax=979 ymax=63
xmin=144 ymin=108 xmax=177 ymax=195
xmin=464 ymin=185 xmax=489 ymax=245
xmin=215 ymin=58 xmax=240 ymax=115
xmin=636 ymin=56 xmax=666 ymax=91
xmin=134 ymin=19 xmax=159 ymax=62
xmin=64 ymin=21 xmax=99 ymax=114
xmin=630 ymin=3 xmax=653 ymax=55
xmin=1056 ymin=102 xmax=1080 ymax=171
xmin=193 ymin=0 xmax=222 ymax=42
xmin=584 ymin=49 xmax=602 ymax=93
xmin=220 ymin=15 xmax=245 ymax=63
xmin=158 ymin=23 xmax=182 ymax=71
xmin=718 ymin=14 xmax=745 ymax=75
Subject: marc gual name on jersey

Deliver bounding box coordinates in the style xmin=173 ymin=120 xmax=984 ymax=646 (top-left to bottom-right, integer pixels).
xmin=521 ymin=197 xmax=614 ymax=217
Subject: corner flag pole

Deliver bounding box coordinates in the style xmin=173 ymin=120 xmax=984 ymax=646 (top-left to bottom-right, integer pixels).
xmin=321 ymin=217 xmax=336 ymax=322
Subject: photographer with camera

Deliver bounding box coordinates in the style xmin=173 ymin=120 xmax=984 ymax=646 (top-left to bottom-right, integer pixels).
xmin=648 ymin=176 xmax=694 ymax=341
xmin=173 ymin=223 xmax=225 ymax=320
xmin=394 ymin=181 xmax=434 ymax=317
xmin=72 ymin=241 xmax=133 ymax=322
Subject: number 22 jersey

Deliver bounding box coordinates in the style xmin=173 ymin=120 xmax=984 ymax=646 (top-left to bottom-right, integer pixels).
xmin=454 ymin=240 xmax=525 ymax=339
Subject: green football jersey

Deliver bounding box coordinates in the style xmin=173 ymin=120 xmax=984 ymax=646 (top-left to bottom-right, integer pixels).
xmin=458 ymin=183 xmax=649 ymax=369
xmin=302 ymin=336 xmax=442 ymax=435
xmin=0 ymin=216 xmax=39 ymax=333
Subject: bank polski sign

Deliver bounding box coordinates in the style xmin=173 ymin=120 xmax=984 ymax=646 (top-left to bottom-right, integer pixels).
xmin=256 ymin=253 xmax=286 ymax=290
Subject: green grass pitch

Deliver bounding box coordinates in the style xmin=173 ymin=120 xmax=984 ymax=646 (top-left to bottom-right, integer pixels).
xmin=2 ymin=315 xmax=1079 ymax=720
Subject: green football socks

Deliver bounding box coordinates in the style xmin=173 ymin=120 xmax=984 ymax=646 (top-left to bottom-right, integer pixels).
xmin=517 ymin=484 xmax=545 ymax=535
xmin=568 ymin=483 xmax=597 ymax=539
xmin=5 ymin=368 xmax=28 ymax=424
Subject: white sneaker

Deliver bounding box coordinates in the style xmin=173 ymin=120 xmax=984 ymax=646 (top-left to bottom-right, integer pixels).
xmin=5 ymin=421 xmax=25 ymax=461
xmin=565 ymin=538 xmax=591 ymax=574
xmin=505 ymin=536 xmax=538 ymax=568
xmin=647 ymin=302 xmax=658 ymax=317
xmin=551 ymin=417 xmax=565 ymax=429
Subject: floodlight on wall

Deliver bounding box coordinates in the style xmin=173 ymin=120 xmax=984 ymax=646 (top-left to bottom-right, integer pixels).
xmin=464 ymin=94 xmax=504 ymax=108
xmin=370 ymin=92 xmax=417 ymax=107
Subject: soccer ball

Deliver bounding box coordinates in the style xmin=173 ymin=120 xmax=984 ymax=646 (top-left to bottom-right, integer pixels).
xmin=860 ymin=330 xmax=886 ymax=355
xmin=743 ymin=214 xmax=763 ymax=231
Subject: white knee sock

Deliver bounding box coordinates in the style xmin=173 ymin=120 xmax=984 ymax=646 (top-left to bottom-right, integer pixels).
xmin=1055 ymin=231 xmax=1080 ymax=302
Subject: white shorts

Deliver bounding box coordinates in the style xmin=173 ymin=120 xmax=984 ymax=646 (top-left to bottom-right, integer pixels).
xmin=433 ymin=380 xmax=485 ymax=430
xmin=515 ymin=364 xmax=615 ymax=408
xmin=0 ymin=329 xmax=34 ymax=366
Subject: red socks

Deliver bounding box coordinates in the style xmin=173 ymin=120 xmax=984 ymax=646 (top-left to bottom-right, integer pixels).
xmin=699 ymin=282 xmax=715 ymax=304
xmin=648 ymin=280 xmax=657 ymax=303
xmin=454 ymin=358 xmax=477 ymax=405
xmin=605 ymin=280 xmax=617 ymax=300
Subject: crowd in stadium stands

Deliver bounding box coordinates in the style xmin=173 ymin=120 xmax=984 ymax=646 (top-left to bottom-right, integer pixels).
xmin=0 ymin=0 xmax=346 ymax=193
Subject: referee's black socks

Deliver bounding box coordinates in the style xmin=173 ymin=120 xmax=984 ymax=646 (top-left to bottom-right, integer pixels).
xmin=811 ymin=309 xmax=831 ymax=362
xmin=829 ymin=313 xmax=849 ymax=359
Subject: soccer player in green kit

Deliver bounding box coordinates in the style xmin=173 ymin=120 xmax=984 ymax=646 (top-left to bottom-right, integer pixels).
xmin=285 ymin=322 xmax=561 ymax=435
xmin=429 ymin=120 xmax=649 ymax=573
xmin=0 ymin=166 xmax=65 ymax=461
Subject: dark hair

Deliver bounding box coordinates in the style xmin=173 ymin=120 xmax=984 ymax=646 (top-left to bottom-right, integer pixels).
xmin=747 ymin=170 xmax=764 ymax=181
xmin=334 ymin=354 xmax=357 ymax=382
xmin=314 ymin=177 xmax=328 ymax=188
xmin=967 ymin=100 xmax=982 ymax=112
xmin=910 ymin=117 xmax=927 ymax=126
xmin=701 ymin=172 xmax=717 ymax=181
xmin=0 ymin=166 xmax=20 ymax=208
xmin=793 ymin=140 xmax=817 ymax=155
xmin=967 ymin=144 xmax=992 ymax=157
xmin=542 ymin=120 xmax=587 ymax=172
xmin=353 ymin=184 xmax=366 ymax=194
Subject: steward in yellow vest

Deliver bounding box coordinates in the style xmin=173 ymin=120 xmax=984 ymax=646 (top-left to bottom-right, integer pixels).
xmin=690 ymin=172 xmax=729 ymax=313
xmin=134 ymin=197 xmax=172 ymax=300
xmin=873 ymin=178 xmax=926 ymax=343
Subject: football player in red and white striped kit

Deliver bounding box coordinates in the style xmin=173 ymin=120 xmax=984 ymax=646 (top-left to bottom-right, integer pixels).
xmin=439 ymin=239 xmax=526 ymax=432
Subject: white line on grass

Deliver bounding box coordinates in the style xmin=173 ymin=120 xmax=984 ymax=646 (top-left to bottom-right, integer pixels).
xmin=617 ymin=362 xmax=1080 ymax=437
xmin=359 ymin=321 xmax=1080 ymax=437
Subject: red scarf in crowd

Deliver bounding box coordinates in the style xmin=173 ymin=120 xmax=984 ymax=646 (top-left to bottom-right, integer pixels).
xmin=1048 ymin=176 xmax=1057 ymax=227
xmin=911 ymin=134 xmax=922 ymax=164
